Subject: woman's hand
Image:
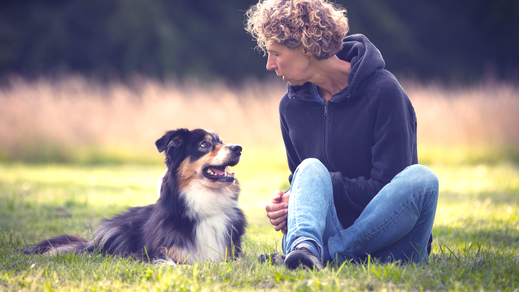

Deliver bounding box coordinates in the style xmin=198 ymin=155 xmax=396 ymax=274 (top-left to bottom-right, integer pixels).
xmin=265 ymin=190 xmax=290 ymax=234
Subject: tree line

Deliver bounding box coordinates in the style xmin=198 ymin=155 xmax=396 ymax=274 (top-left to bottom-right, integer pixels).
xmin=0 ymin=0 xmax=517 ymax=84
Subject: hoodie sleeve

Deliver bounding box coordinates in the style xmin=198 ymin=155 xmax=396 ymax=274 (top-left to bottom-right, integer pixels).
xmin=331 ymin=72 xmax=417 ymax=226
xmin=279 ymin=95 xmax=299 ymax=183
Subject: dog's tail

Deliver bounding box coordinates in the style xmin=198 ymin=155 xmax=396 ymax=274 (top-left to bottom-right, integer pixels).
xmin=19 ymin=234 xmax=88 ymax=255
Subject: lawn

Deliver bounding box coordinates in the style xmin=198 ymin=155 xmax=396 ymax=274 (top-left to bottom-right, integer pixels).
xmin=1 ymin=147 xmax=518 ymax=291
xmin=1 ymin=78 xmax=518 ymax=290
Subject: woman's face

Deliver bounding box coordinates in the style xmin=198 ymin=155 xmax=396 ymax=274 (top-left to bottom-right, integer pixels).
xmin=265 ymin=41 xmax=311 ymax=86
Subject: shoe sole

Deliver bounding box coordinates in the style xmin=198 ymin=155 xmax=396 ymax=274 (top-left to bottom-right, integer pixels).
xmin=285 ymin=250 xmax=321 ymax=270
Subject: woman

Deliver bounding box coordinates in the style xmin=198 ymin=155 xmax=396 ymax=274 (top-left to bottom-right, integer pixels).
xmin=245 ymin=0 xmax=439 ymax=270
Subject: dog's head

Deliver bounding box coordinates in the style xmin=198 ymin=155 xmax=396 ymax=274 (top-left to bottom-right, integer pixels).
xmin=155 ymin=128 xmax=242 ymax=189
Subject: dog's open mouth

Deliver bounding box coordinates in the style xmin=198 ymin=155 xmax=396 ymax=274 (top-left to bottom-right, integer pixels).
xmin=203 ymin=165 xmax=235 ymax=182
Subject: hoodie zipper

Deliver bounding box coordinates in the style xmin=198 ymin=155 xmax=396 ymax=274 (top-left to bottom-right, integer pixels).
xmin=323 ymin=102 xmax=331 ymax=168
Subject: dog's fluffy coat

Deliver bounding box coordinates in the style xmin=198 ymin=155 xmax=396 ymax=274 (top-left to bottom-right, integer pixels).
xmin=21 ymin=128 xmax=247 ymax=264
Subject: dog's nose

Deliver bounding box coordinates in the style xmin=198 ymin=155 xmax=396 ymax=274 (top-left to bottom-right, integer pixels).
xmin=229 ymin=144 xmax=242 ymax=154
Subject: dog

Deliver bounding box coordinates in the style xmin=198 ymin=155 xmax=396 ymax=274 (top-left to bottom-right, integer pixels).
xmin=21 ymin=128 xmax=247 ymax=265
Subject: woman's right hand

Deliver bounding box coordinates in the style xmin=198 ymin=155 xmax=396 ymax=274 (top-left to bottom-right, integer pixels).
xmin=265 ymin=190 xmax=290 ymax=234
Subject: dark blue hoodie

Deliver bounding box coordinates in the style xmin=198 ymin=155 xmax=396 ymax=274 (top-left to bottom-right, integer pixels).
xmin=279 ymin=34 xmax=418 ymax=230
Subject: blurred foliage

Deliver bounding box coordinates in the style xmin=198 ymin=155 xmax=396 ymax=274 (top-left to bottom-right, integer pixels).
xmin=346 ymin=0 xmax=519 ymax=83
xmin=0 ymin=0 xmax=518 ymax=84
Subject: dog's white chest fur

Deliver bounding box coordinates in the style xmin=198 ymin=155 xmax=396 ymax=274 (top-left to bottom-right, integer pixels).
xmin=175 ymin=184 xmax=240 ymax=265
xmin=193 ymin=214 xmax=231 ymax=262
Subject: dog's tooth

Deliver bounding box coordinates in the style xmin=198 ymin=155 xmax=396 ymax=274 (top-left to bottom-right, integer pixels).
xmin=224 ymin=171 xmax=234 ymax=177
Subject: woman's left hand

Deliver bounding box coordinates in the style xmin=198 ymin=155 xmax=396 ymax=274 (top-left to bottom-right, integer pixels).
xmin=265 ymin=190 xmax=290 ymax=234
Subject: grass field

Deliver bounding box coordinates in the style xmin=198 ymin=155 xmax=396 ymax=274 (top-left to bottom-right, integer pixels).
xmin=1 ymin=77 xmax=519 ymax=291
xmin=1 ymin=156 xmax=518 ymax=291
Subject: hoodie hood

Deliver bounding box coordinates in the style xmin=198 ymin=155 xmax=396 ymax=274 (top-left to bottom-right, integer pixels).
xmin=287 ymin=34 xmax=385 ymax=103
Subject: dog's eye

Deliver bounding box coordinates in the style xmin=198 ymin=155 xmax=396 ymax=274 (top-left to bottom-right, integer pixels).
xmin=199 ymin=141 xmax=211 ymax=148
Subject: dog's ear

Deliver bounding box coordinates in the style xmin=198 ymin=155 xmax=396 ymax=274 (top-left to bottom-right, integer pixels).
xmin=155 ymin=129 xmax=188 ymax=153
xmin=156 ymin=129 xmax=190 ymax=169
xmin=155 ymin=132 xmax=171 ymax=153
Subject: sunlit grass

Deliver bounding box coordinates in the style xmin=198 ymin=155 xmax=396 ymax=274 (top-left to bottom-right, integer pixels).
xmin=431 ymin=163 xmax=519 ymax=257
xmin=1 ymin=153 xmax=519 ymax=290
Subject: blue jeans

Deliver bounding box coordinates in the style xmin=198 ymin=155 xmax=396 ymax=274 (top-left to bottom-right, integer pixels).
xmin=281 ymin=158 xmax=439 ymax=264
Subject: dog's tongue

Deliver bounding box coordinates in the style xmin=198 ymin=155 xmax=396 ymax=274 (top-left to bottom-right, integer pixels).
xmin=210 ymin=167 xmax=235 ymax=178
xmin=211 ymin=167 xmax=226 ymax=176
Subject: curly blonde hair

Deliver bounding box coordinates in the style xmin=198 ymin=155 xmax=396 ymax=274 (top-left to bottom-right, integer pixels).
xmin=245 ymin=0 xmax=349 ymax=59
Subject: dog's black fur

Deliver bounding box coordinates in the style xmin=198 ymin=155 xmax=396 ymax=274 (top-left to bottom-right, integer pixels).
xmin=21 ymin=128 xmax=247 ymax=264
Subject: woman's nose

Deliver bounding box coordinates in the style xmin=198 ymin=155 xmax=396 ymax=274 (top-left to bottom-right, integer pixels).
xmin=266 ymin=56 xmax=276 ymax=71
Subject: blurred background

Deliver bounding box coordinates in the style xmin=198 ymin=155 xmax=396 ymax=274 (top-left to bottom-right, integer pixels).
xmin=0 ymin=0 xmax=518 ymax=164
xmin=1 ymin=0 xmax=518 ymax=83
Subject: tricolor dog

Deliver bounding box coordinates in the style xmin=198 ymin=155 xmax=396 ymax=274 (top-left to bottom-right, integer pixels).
xmin=21 ymin=128 xmax=247 ymax=264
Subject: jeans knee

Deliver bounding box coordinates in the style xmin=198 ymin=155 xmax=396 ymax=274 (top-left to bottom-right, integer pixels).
xmin=298 ymin=158 xmax=327 ymax=174
xmin=299 ymin=158 xmax=324 ymax=168
xmin=406 ymin=164 xmax=439 ymax=197
xmin=292 ymin=158 xmax=332 ymax=192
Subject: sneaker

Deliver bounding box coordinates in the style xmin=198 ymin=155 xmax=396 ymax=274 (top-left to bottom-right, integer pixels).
xmin=258 ymin=253 xmax=286 ymax=265
xmin=284 ymin=246 xmax=323 ymax=271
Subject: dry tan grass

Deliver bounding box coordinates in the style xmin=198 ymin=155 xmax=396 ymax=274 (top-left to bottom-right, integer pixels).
xmin=405 ymin=81 xmax=519 ymax=146
xmin=0 ymin=75 xmax=518 ymax=162
xmin=0 ymin=76 xmax=285 ymax=160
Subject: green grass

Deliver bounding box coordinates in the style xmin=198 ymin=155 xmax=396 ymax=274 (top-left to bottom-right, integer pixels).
xmin=1 ymin=148 xmax=519 ymax=291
